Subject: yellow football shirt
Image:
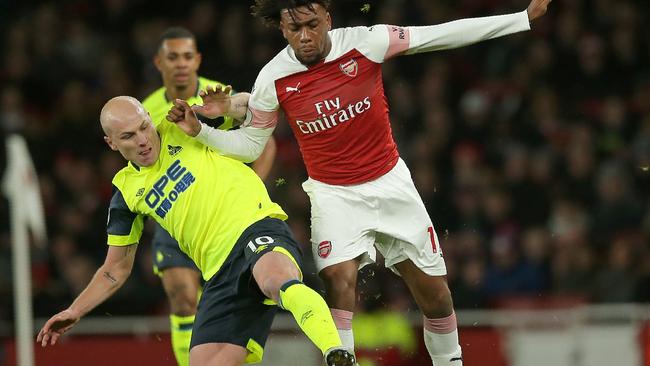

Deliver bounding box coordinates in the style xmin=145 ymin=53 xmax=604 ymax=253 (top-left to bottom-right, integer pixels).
xmin=106 ymin=121 xmax=287 ymax=280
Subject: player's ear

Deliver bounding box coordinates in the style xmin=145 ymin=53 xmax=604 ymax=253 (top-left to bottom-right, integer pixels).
xmin=153 ymin=54 xmax=162 ymax=71
xmin=278 ymin=20 xmax=288 ymax=40
xmin=196 ymin=52 xmax=202 ymax=67
xmin=104 ymin=136 xmax=118 ymax=151
xmin=326 ymin=12 xmax=332 ymax=30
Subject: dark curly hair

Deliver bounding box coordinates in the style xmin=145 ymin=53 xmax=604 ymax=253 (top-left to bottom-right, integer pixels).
xmin=251 ymin=0 xmax=332 ymax=27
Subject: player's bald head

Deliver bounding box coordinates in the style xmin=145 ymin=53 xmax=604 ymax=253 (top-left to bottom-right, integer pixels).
xmin=100 ymin=96 xmax=148 ymax=135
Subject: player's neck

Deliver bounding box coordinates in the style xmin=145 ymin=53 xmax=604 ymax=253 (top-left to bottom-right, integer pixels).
xmin=165 ymin=78 xmax=199 ymax=101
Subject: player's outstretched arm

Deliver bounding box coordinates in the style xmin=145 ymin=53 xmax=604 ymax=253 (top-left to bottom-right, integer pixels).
xmin=37 ymin=244 xmax=137 ymax=347
xmin=168 ymin=94 xmax=274 ymax=163
xmin=382 ymin=0 xmax=552 ymax=58
xmin=527 ymin=0 xmax=551 ymax=22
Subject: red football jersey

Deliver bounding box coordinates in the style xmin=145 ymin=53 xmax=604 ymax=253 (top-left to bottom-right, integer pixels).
xmin=249 ymin=25 xmax=411 ymax=185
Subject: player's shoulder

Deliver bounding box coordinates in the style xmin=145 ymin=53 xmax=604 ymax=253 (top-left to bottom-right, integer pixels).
xmin=330 ymin=25 xmax=389 ymax=63
xmin=330 ymin=26 xmax=379 ymax=47
xmin=111 ymin=165 xmax=134 ymax=190
xmin=330 ymin=25 xmax=373 ymax=40
xmin=142 ymin=86 xmax=166 ymax=109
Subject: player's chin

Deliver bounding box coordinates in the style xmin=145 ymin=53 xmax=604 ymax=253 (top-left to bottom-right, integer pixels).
xmin=136 ymin=154 xmax=157 ymax=167
xmin=297 ymin=53 xmax=321 ymax=66
xmin=173 ymin=80 xmax=191 ymax=88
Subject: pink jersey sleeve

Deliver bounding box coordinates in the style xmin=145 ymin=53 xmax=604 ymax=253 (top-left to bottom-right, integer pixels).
xmin=384 ymin=25 xmax=411 ymax=59
xmin=248 ymin=107 xmax=279 ymax=129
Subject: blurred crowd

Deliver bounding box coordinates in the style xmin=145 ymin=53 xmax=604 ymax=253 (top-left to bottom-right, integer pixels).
xmin=0 ymin=0 xmax=649 ymax=334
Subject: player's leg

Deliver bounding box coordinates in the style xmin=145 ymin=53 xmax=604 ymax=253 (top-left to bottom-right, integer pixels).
xmin=153 ymin=224 xmax=201 ymax=366
xmin=318 ymin=258 xmax=361 ymax=353
xmin=247 ymin=219 xmax=356 ymax=365
xmin=373 ymin=158 xmax=462 ymax=365
xmin=302 ymin=178 xmax=378 ymax=355
xmin=161 ymin=267 xmax=202 ymax=366
xmin=189 ymin=223 xmax=279 ymax=366
xmin=394 ymin=260 xmax=462 ymax=365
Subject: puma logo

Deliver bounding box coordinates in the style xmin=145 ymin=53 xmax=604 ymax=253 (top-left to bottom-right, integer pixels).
xmin=450 ymin=356 xmax=463 ymax=362
xmin=285 ymin=82 xmax=301 ymax=93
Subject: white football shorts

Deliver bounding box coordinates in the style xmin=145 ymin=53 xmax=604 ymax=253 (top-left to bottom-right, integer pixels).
xmin=301 ymin=158 xmax=447 ymax=276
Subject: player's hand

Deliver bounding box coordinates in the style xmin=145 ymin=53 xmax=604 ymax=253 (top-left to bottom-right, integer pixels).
xmin=527 ymin=0 xmax=551 ymax=21
xmin=167 ymin=99 xmax=202 ymax=137
xmin=192 ymin=85 xmax=233 ymax=119
xmin=37 ymin=309 xmax=80 ymax=347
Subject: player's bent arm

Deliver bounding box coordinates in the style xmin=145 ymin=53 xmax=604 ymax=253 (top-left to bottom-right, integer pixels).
xmin=226 ymin=92 xmax=251 ymax=121
xmin=68 ymin=244 xmax=138 ymax=317
xmin=37 ymin=244 xmax=138 ymax=346
xmin=194 ymin=124 xmax=274 ymax=163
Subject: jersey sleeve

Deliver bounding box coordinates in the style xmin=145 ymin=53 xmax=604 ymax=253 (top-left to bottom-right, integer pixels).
xmin=366 ymin=10 xmax=530 ymax=61
xmin=246 ymin=70 xmax=280 ymax=129
xmin=106 ymin=185 xmax=144 ymax=246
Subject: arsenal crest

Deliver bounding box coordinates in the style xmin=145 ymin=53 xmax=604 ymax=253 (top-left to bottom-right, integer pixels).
xmin=318 ymin=240 xmax=332 ymax=258
xmin=339 ymin=59 xmax=358 ymax=77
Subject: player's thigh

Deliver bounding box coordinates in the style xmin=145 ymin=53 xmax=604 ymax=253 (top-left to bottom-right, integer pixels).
xmin=190 ymin=343 xmax=247 ymax=366
xmin=302 ymin=178 xmax=378 ymax=272
xmin=243 ymin=218 xmax=305 ymax=280
xmin=373 ymin=159 xmax=447 ymax=276
xmin=191 ymin=265 xmax=277 ymax=364
xmin=192 ymin=218 xmax=292 ymax=364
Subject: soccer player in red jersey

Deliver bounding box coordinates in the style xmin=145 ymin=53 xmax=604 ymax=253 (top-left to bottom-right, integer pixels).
xmin=167 ymin=1 xmax=551 ymax=364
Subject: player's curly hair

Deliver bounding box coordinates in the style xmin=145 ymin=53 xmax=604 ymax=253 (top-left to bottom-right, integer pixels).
xmin=251 ymin=0 xmax=332 ymax=27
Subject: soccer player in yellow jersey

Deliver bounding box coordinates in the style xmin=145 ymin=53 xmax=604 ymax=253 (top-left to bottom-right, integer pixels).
xmin=37 ymin=96 xmax=356 ymax=366
xmin=142 ymin=27 xmax=277 ymax=366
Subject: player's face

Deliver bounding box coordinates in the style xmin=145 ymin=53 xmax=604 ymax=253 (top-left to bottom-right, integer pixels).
xmin=280 ymin=3 xmax=332 ymax=66
xmin=155 ymin=38 xmax=202 ymax=89
xmin=104 ymin=113 xmax=160 ymax=167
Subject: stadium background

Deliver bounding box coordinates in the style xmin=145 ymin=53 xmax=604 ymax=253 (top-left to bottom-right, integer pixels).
xmin=0 ymin=0 xmax=648 ymax=365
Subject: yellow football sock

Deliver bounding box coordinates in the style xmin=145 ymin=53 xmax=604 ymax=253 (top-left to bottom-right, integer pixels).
xmin=170 ymin=314 xmax=194 ymax=366
xmin=279 ymin=280 xmax=342 ymax=354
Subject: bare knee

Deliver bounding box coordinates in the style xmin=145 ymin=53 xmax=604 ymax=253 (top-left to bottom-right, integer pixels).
xmin=253 ymin=251 xmax=301 ymax=302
